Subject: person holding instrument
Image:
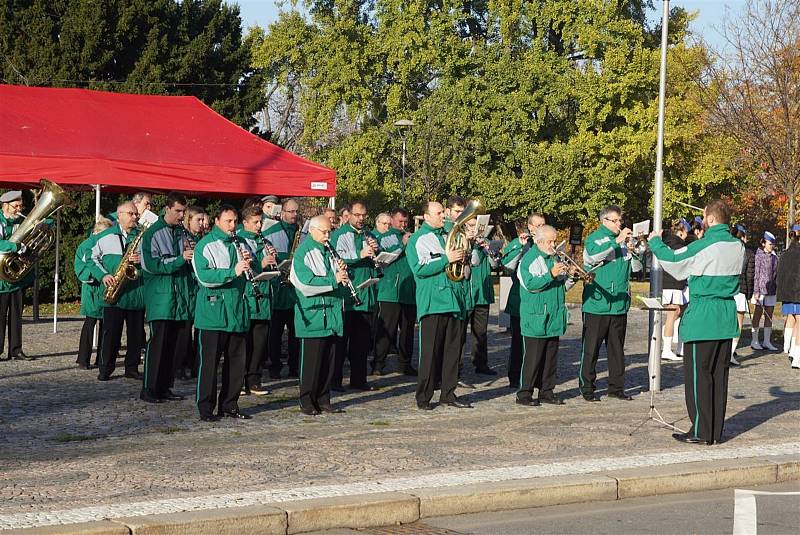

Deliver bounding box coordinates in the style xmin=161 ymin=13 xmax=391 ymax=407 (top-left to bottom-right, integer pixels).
xmin=174 ymin=205 xmax=206 ymax=380
xmin=290 ymin=215 xmax=349 ymax=415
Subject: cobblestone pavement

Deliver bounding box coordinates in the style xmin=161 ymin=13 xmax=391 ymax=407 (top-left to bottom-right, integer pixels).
xmin=0 ymin=308 xmax=797 ymax=520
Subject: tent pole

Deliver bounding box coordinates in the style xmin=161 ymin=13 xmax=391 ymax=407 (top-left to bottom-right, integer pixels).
xmin=328 ymin=197 xmax=335 ymax=210
xmin=53 ymin=211 xmax=61 ymax=333
xmin=93 ymin=185 xmax=100 ymax=349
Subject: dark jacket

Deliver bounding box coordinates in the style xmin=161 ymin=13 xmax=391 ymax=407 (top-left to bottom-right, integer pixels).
xmin=739 ymin=246 xmax=755 ymax=299
xmin=776 ymin=242 xmax=800 ymax=303
xmin=661 ymin=233 xmax=687 ymax=291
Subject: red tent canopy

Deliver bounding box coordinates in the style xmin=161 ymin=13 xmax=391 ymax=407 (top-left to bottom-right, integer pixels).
xmin=0 ymin=84 xmax=336 ymax=197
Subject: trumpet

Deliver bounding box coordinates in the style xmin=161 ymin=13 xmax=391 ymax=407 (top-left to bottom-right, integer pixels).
xmin=323 ymin=240 xmax=363 ymax=306
xmin=554 ymin=241 xmax=597 ymax=284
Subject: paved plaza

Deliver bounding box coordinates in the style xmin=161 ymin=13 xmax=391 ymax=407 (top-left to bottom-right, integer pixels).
xmin=0 ymin=308 xmax=797 ymax=529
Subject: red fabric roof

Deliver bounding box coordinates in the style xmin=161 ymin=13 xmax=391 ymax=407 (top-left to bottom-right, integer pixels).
xmin=0 ymin=84 xmax=335 ymax=197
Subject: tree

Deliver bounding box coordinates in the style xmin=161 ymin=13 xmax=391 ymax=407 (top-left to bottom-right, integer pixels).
xmin=698 ymin=0 xmax=800 ymax=238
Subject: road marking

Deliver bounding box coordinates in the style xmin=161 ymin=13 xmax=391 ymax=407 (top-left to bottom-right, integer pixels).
xmin=0 ymin=442 xmax=797 ymax=530
xmin=732 ymin=489 xmax=800 ymax=535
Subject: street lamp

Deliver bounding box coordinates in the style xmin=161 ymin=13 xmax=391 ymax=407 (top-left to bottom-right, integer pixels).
xmin=394 ymin=119 xmax=414 ymax=206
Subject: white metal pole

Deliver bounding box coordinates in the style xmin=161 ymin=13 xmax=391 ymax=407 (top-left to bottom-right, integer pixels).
xmin=401 ymin=137 xmax=407 ymax=206
xmin=649 ymin=0 xmax=670 ymax=392
xmin=52 ymin=211 xmax=61 ymax=333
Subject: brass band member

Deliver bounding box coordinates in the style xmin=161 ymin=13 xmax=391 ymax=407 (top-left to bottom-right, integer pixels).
xmin=74 ymin=217 xmax=114 ymax=369
xmin=139 ymin=193 xmax=193 ymax=404
xmin=174 ymin=205 xmax=206 ymax=379
xmin=660 ymin=219 xmax=691 ymax=362
xmin=289 ymin=215 xmax=348 ymax=415
xmin=579 ymin=205 xmax=634 ymax=402
xmin=323 ymin=207 xmax=339 ymax=230
xmin=648 ymin=200 xmax=744 ymax=445
xmin=261 ymin=195 xmax=280 ymax=228
xmin=263 ymin=199 xmax=301 ymax=378
xmin=193 ymin=204 xmax=256 ymax=421
xmin=501 ymin=213 xmax=545 ymax=388
xmin=371 ymin=209 xmax=417 ymax=376
xmin=91 ymin=202 xmax=144 ymax=381
xmin=465 ymin=217 xmax=499 ymax=376
xmin=406 ymin=201 xmax=471 ymax=410
xmin=330 ymin=200 xmax=379 ymax=391
xmin=517 ymin=225 xmax=573 ymax=406
xmin=0 ymin=191 xmax=33 ymax=361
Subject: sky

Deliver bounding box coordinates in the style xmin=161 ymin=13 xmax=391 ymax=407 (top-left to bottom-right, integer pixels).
xmin=231 ymin=0 xmax=747 ymax=51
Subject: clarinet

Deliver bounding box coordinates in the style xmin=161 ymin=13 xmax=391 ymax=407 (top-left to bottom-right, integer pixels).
xmin=323 ymin=240 xmax=363 ymax=307
xmin=361 ymin=226 xmax=384 ymax=278
xmin=257 ymin=234 xmax=280 ymax=269
xmin=231 ymin=233 xmax=264 ymax=299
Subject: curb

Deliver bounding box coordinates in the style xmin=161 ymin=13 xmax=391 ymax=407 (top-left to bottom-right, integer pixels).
xmin=6 ymin=455 xmax=799 ymax=534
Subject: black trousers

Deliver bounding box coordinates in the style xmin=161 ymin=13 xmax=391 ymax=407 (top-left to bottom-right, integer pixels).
xmin=143 ymin=320 xmax=187 ymax=397
xmin=579 ymin=312 xmax=628 ymax=395
xmin=99 ymin=307 xmax=143 ymax=378
xmin=196 ymin=330 xmax=246 ymax=418
xmin=334 ymin=310 xmax=373 ymax=387
xmin=268 ymin=308 xmax=299 ymax=375
xmin=684 ymin=340 xmax=731 ymax=442
xmin=245 ymin=319 xmax=270 ymax=389
xmin=299 ymin=336 xmax=337 ymax=411
xmin=519 ymin=336 xmax=559 ymax=401
xmin=373 ymin=301 xmax=416 ymax=371
xmin=468 ymin=304 xmax=490 ymax=368
xmin=507 ymin=315 xmax=522 ymax=386
xmin=77 ymin=317 xmax=103 ymax=367
xmin=417 ymin=314 xmax=464 ymax=405
xmin=0 ymin=289 xmax=23 ymax=357
xmin=173 ymin=319 xmax=196 ymax=376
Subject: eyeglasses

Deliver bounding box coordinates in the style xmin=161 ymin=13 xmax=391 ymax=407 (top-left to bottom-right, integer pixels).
xmin=604 ymin=217 xmax=622 ymax=224
xmin=119 ymin=211 xmax=139 ymax=216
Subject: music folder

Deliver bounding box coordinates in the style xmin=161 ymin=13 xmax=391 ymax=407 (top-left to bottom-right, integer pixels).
xmin=252 ymin=271 xmax=281 ymax=282
xmin=374 ymin=251 xmax=400 ymax=265
xmin=356 ymin=278 xmax=381 ymax=291
xmin=277 ymin=259 xmax=291 ymax=271
xmin=637 ymin=296 xmax=671 ymax=311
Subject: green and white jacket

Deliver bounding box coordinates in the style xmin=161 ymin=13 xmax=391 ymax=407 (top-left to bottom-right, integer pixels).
xmin=518 ymin=244 xmax=573 ymax=338
xmin=582 ymin=225 xmax=632 ymax=316
xmin=90 ymin=224 xmax=144 ymax=311
xmin=500 ymin=239 xmax=529 ymax=317
xmin=262 ymin=220 xmax=298 ymax=311
xmin=140 ymin=216 xmax=193 ymax=322
xmin=330 ymin=223 xmax=378 ymax=312
xmin=649 ymin=224 xmax=744 ymax=342
xmin=289 ymin=238 xmax=345 ymax=338
xmin=469 ymin=245 xmax=498 ymax=308
xmin=371 ymin=228 xmax=415 ymax=305
xmin=0 ymin=211 xmax=30 ymax=293
xmin=74 ymin=234 xmax=104 ymax=319
xmin=237 ymin=228 xmax=273 ymax=321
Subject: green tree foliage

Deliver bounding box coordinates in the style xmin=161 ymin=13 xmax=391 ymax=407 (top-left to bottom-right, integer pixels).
xmin=252 ymin=0 xmax=741 ymax=228
xmin=0 ymin=0 xmax=264 ymax=301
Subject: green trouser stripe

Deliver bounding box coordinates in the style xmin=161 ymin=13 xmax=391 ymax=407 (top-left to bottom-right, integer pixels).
xmin=143 ymin=322 xmax=152 ymax=390
xmin=517 ymin=337 xmax=526 ymax=394
xmin=196 ymin=331 xmax=203 ymax=405
xmin=692 ymin=344 xmax=700 ymax=439
xmin=578 ymin=313 xmax=585 ymax=389
xmin=300 ymin=339 xmax=305 ymax=379
xmin=418 ymin=319 xmax=423 ymax=368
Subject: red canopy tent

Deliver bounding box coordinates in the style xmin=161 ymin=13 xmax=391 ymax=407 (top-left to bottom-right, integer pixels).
xmin=0 ymin=84 xmax=336 ymax=197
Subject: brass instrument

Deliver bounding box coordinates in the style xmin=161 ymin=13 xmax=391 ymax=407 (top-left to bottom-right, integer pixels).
xmin=554 ymin=240 xmax=597 ymax=284
xmin=232 ymin=233 xmax=264 ymax=299
xmin=444 ymin=199 xmax=485 ymax=282
xmin=280 ymin=221 xmax=303 ymax=286
xmin=0 ymin=179 xmax=70 ymax=282
xmin=104 ymin=222 xmax=151 ymax=305
xmin=323 ymin=240 xmax=363 ymax=307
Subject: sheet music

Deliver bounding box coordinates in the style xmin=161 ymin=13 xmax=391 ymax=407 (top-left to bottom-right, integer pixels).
xmin=632 ymin=220 xmax=651 ymax=237
xmin=139 ymin=209 xmax=159 ymax=226
xmin=356 ymin=277 xmax=381 ymax=291
xmin=374 ymin=250 xmax=400 ymax=265
xmin=252 ymin=271 xmax=281 ymax=282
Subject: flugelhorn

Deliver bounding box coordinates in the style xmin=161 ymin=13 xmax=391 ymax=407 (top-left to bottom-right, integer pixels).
xmin=445 ymin=199 xmax=485 ymax=281
xmin=554 ymin=240 xmax=597 ymax=284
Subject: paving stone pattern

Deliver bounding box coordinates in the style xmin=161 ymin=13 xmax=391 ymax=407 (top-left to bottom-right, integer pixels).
xmin=0 ymin=309 xmax=797 ymax=528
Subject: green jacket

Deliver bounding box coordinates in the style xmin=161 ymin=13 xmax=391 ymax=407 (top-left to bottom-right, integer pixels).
xmin=469 ymin=245 xmax=497 ymax=307
xmin=518 ymin=244 xmax=572 ymax=338
xmin=237 ymin=228 xmax=273 ymax=321
xmin=90 ymin=224 xmax=144 ymax=311
xmin=140 ymin=217 xmax=193 ymax=322
xmin=581 ymin=225 xmax=632 ymax=315
xmin=500 ymin=239 xmax=529 ymax=317
xmin=262 ymin=220 xmax=298 ymax=310
xmin=649 ymin=224 xmax=744 ymax=342
xmin=0 ymin=211 xmax=28 ymax=293
xmin=330 ymin=223 xmax=378 ymax=312
xmin=290 ymin=237 xmax=345 ymax=338
xmin=405 ymin=222 xmax=467 ymax=320
xmin=75 ymin=234 xmax=104 ymax=319
xmin=192 ymin=226 xmax=249 ymax=333
xmin=371 ymin=228 xmax=415 ymax=305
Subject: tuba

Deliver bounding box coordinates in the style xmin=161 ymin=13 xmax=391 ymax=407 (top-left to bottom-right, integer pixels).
xmin=444 ymin=199 xmax=485 ymax=282
xmin=0 ymin=179 xmax=70 ymax=283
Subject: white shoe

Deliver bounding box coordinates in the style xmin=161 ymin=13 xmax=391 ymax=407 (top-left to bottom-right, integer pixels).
xmin=750 ymin=341 xmax=763 ymax=350
xmin=730 ymin=354 xmax=741 ymax=366
xmin=791 ymin=346 xmax=800 ymax=369
xmin=661 ymin=349 xmax=682 ymax=361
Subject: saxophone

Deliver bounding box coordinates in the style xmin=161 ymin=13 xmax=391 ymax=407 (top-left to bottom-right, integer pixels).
xmin=103 ymin=222 xmax=151 ymax=305
xmin=444 ymin=199 xmax=485 ymax=281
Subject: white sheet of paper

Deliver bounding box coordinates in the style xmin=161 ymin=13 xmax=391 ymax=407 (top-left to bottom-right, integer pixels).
xmin=632 ymin=220 xmax=651 ymax=237
xmin=262 ymin=218 xmax=279 ymax=231
xmin=139 ymin=209 xmax=159 ymax=226
xmin=277 ymin=259 xmax=291 ymax=271
xmin=252 ymin=271 xmax=281 ymax=282
xmin=272 ymin=204 xmax=282 ymax=217
xmin=356 ymin=277 xmax=381 ymax=291
xmin=481 ymin=224 xmax=494 ymax=238
xmin=638 ymin=296 xmax=669 ymax=310
xmin=374 ymin=250 xmax=400 ymax=265
xmin=475 ymin=214 xmax=490 ymax=236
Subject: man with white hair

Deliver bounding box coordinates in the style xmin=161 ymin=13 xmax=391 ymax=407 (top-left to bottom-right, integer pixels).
xmin=516 ymin=225 xmax=575 ymax=406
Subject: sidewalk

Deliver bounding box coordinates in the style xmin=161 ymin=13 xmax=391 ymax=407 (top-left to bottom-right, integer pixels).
xmin=0 ymin=309 xmax=797 ymax=532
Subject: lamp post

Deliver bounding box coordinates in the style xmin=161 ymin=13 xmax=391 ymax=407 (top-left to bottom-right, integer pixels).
xmin=394 ymin=119 xmax=414 ymax=206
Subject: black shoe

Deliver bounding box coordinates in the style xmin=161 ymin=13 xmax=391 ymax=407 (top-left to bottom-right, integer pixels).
xmin=300 ymin=406 xmax=321 ymax=416
xmin=350 ymin=383 xmax=377 ymax=391
xmin=442 ymin=398 xmax=473 ymax=409
xmin=12 ymin=352 xmax=34 ymax=361
xmin=583 ymin=393 xmax=601 ymax=402
xmin=539 ymin=396 xmax=565 ymax=405
xmin=475 ymin=366 xmax=498 ymax=376
xmin=417 ymin=402 xmax=435 ymax=411
xmin=220 ymin=410 xmax=252 ymax=420
xmin=457 ymin=380 xmax=475 ymax=389
xmin=97 ymin=374 xmax=112 ymax=382
xmin=159 ymin=390 xmax=185 ymax=401
xmin=331 ymin=384 xmax=346 ymax=392
xmin=608 ymin=392 xmax=633 ymax=401
xmin=124 ymin=371 xmax=143 ymax=380
xmin=516 ymin=398 xmax=540 ymax=407
xmin=672 ymin=433 xmax=713 ymax=445
xmin=139 ymin=392 xmax=165 ymax=404
xmin=76 ymin=362 xmax=93 ymax=370
xmin=268 ymin=371 xmax=282 ymax=380
xmin=402 ymin=367 xmax=418 ymax=377
xmin=199 ymin=414 xmax=219 ymax=422
xmin=249 ymin=384 xmax=271 ymax=396
xmin=318 ymin=405 xmax=345 ymax=414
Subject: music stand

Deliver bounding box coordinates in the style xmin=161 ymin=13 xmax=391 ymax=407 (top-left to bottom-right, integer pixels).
xmin=629 ymin=297 xmax=686 ymax=436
